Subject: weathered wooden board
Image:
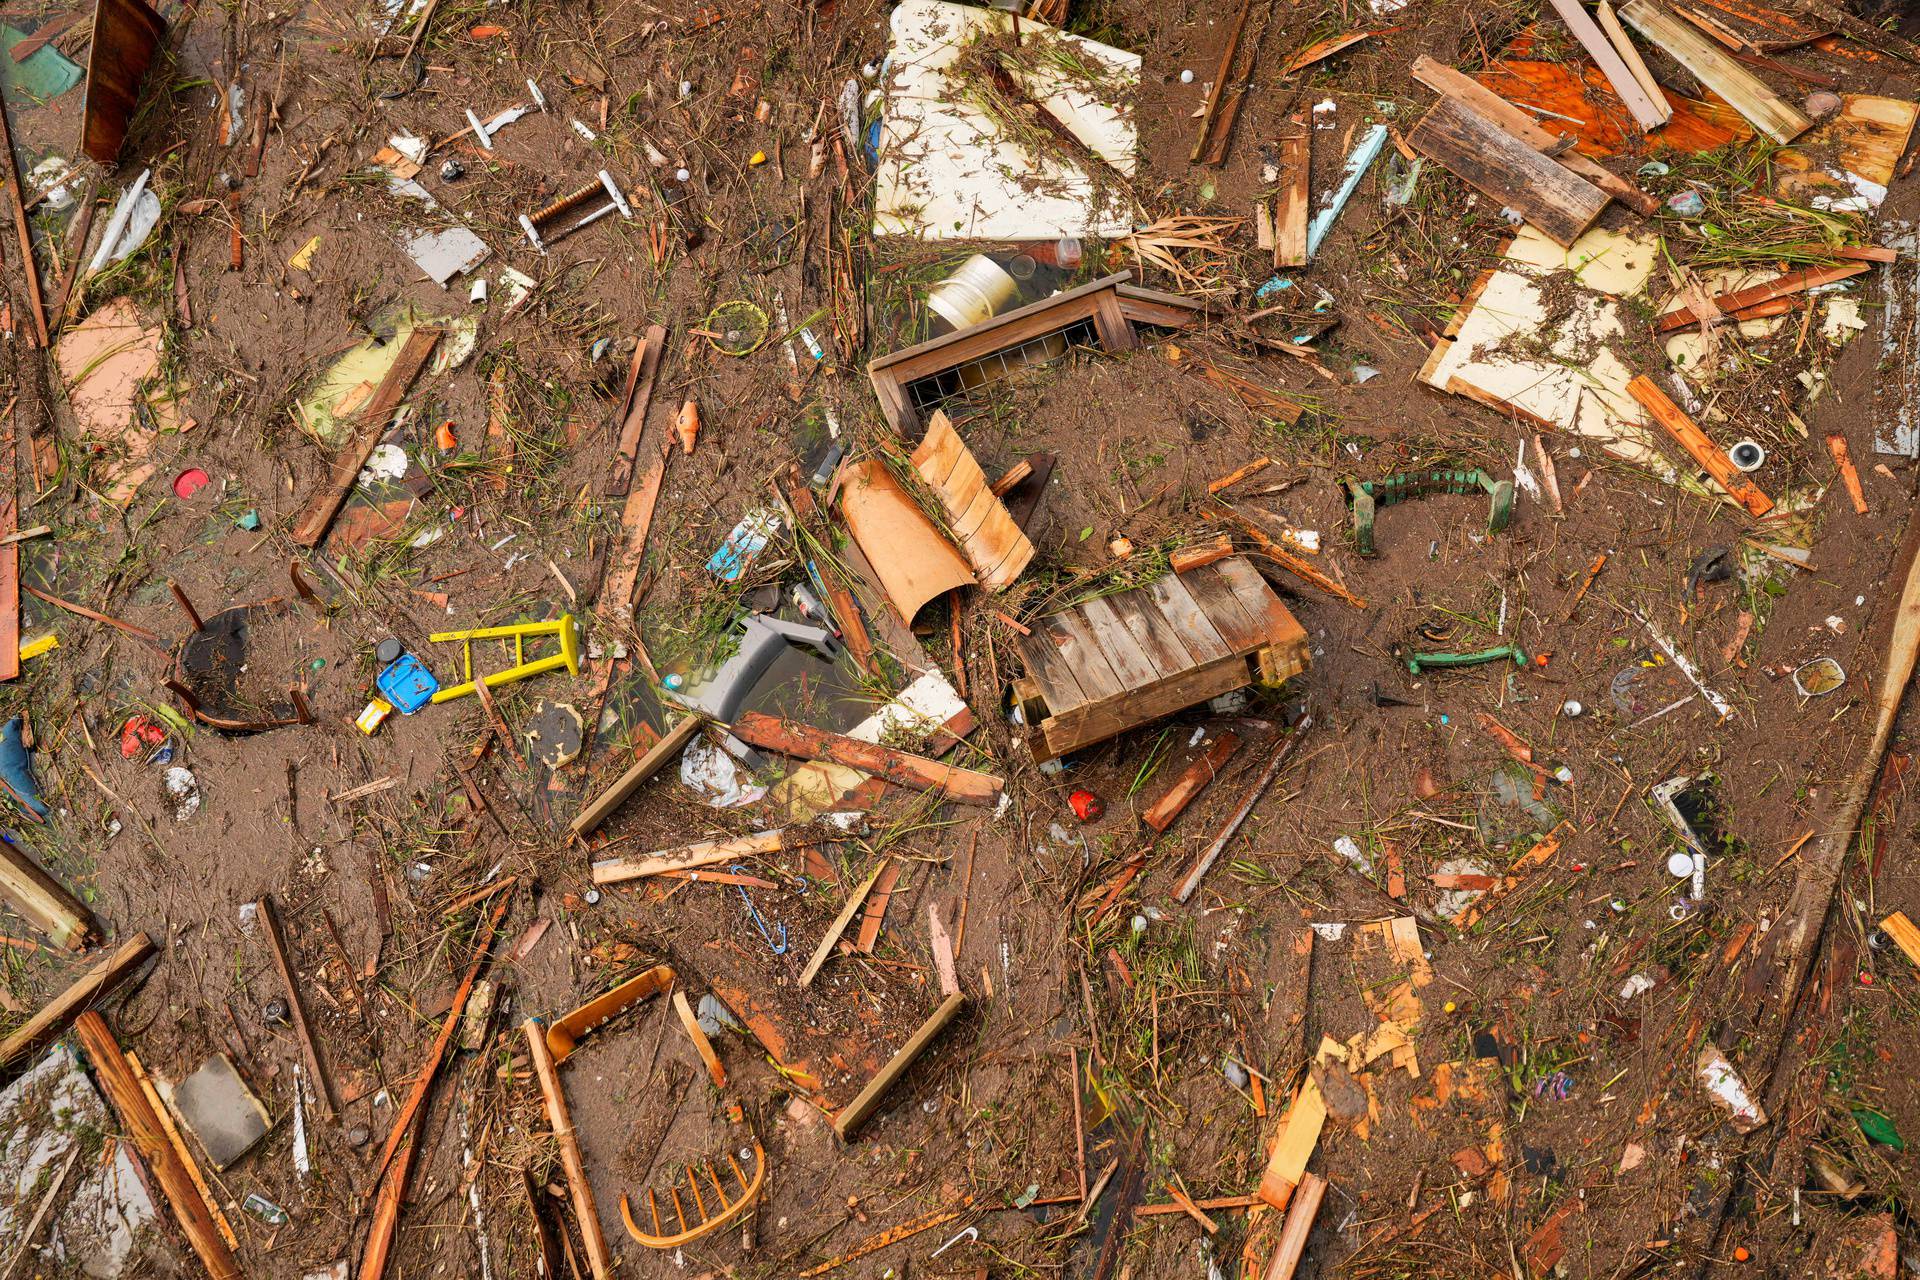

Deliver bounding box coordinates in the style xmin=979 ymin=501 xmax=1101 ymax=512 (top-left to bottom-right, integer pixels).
xmin=1619 ymin=0 xmax=1812 ymax=144
xmin=1407 ymin=96 xmax=1610 ymax=246
xmin=1543 ymin=0 xmax=1671 ymax=129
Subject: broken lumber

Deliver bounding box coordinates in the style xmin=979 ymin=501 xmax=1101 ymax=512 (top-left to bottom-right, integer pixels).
xmin=1619 ymin=0 xmax=1812 ymax=143
xmin=523 ymin=1016 xmax=615 ymax=1280
xmin=1450 ymin=821 xmax=1570 ymax=929
xmin=800 ymin=859 xmax=889 ymax=988
xmin=0 ymin=838 xmax=97 ymax=949
xmin=126 ymin=1050 xmax=238 ymax=1252
xmin=729 ymin=711 xmax=1004 ymax=805
xmin=1263 ymin=1172 xmax=1328 ymax=1280
xmin=568 ymin=713 xmax=704 ymax=839
xmin=1829 ymin=433 xmax=1868 ymax=514
xmin=606 ymin=323 xmax=668 ymax=497
xmin=1543 ymin=0 xmax=1671 ymax=130
xmin=834 ymin=991 xmax=967 ymax=1140
xmin=1408 ymin=55 xmax=1657 ymax=215
xmin=1207 ymin=506 xmax=1364 ymax=608
xmin=1595 ymin=0 xmax=1668 ymax=115
xmin=1626 ymin=375 xmax=1774 ymax=517
xmin=1142 ymin=731 xmax=1242 ymax=833
xmin=672 ymin=988 xmax=727 ymax=1087
xmin=1274 ymin=115 xmax=1310 ymax=268
xmin=257 ymin=894 xmax=338 ymax=1121
xmin=592 ymin=828 xmax=822 ymax=885
xmin=0 ymin=931 xmax=154 ymax=1070
xmin=1407 ymin=96 xmax=1609 ymax=247
xmin=1880 ymin=911 xmax=1920 ymax=968
xmin=1653 ymin=262 xmax=1868 ymax=331
xmin=1175 ymin=719 xmax=1312 ymax=903
xmin=1257 ymin=1075 xmax=1327 ymax=1209
xmin=291 ymin=327 xmax=440 ymax=547
xmin=73 ymin=1011 xmax=243 ymax=1280
xmin=1171 ymin=535 xmax=1236 ymax=574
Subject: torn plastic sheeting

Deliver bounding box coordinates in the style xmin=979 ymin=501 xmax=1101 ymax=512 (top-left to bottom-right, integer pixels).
xmin=874 ymin=0 xmax=1139 ymax=241
xmin=1696 ymin=1045 xmax=1767 ymax=1133
xmin=679 ymin=737 xmax=767 ymax=809
xmin=85 ymin=168 xmax=160 ymax=274
xmin=839 ymin=458 xmax=975 ymax=626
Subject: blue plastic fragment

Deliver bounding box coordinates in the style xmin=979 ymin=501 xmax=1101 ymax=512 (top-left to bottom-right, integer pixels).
xmin=0 ymin=716 xmax=47 ymax=820
xmin=376 ymin=653 xmax=440 ymax=714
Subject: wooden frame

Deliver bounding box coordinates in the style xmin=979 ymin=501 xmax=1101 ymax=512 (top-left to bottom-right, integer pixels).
xmin=1012 ymin=556 xmax=1309 ymax=763
xmin=867 ymin=274 xmax=1206 ymax=436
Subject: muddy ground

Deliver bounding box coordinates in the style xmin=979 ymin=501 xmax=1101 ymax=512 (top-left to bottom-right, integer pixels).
xmin=3 ymin=0 xmax=1920 ymax=1277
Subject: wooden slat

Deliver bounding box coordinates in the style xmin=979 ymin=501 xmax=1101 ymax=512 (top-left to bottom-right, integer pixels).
xmin=0 ymin=932 xmax=155 ymax=1071
xmin=800 ymin=860 xmax=888 ymax=988
xmin=258 ymin=895 xmax=338 ymax=1121
xmin=1619 ymin=0 xmax=1812 ymax=144
xmin=568 ymin=713 xmax=703 ymax=839
xmin=1407 ymin=97 xmax=1610 ymax=247
xmin=1543 ymin=0 xmax=1671 ymax=130
xmin=728 ymin=711 xmax=1004 ymax=805
xmin=1263 ymin=1172 xmax=1328 ymax=1280
xmin=605 ymin=324 xmax=668 ymax=497
xmin=1653 ymin=262 xmax=1868 ymax=330
xmin=1626 ymin=375 xmax=1774 ymax=516
xmin=291 ymin=327 xmax=440 ymax=547
xmin=834 ymin=993 xmax=967 ymax=1139
xmin=79 ymin=0 xmax=167 ymax=165
xmin=1076 ymin=594 xmax=1161 ymax=691
xmin=1179 ymin=561 xmax=1266 ymax=653
xmin=592 ymin=830 xmax=794 ymax=885
xmin=1039 ymin=655 xmax=1255 ymax=763
xmin=1147 ymin=573 xmax=1231 ymax=664
xmin=1409 ymin=54 xmax=1657 ymax=215
xmin=1107 ymin=589 xmax=1194 ymax=678
xmin=0 ymin=839 xmax=97 ymax=949
xmin=1015 ymin=622 xmax=1093 ymax=716
xmin=1141 ymin=731 xmax=1242 ymax=833
xmin=1275 ymin=115 xmax=1310 ymax=268
xmin=1216 ymin=556 xmax=1310 ymax=653
xmin=1039 ymin=612 xmax=1126 ymax=703
xmin=1880 ymin=911 xmax=1920 ymax=968
xmin=1596 ymin=0 xmax=1668 ymax=109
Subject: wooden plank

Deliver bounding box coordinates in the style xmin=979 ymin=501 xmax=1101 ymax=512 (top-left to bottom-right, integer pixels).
xmin=869 ymin=274 xmax=1133 ymax=378
xmin=1092 ymin=287 xmax=1136 ymax=351
xmin=257 ymin=894 xmax=338 ymax=1121
xmin=1262 ymin=1172 xmax=1328 ymax=1280
xmin=1275 ymin=115 xmax=1310 ymax=268
xmin=1040 ymin=655 xmax=1256 ymax=763
xmin=1180 ymin=561 xmax=1266 ymax=653
xmin=1190 ymin=0 xmax=1255 ymax=163
xmin=1015 ymin=618 xmax=1093 ymax=716
xmin=1147 ymin=573 xmax=1232 ymax=664
xmin=1037 ymin=611 xmax=1126 ymax=703
xmin=1141 ymin=731 xmax=1242 ymax=833
xmin=1880 ymin=911 xmax=1920 ymax=968
xmin=1653 ymin=262 xmax=1867 ymax=330
xmin=568 ymin=713 xmax=703 ymax=839
xmin=1214 ymin=556 xmax=1309 ymax=653
xmin=729 ymin=711 xmax=1004 ymax=805
xmin=833 ymin=992 xmax=967 ymax=1139
xmin=1409 ymin=54 xmax=1658 ymax=215
xmin=1256 ymin=1075 xmax=1326 ymax=1208
xmin=0 ymin=84 xmax=47 ymax=346
xmin=0 ymin=410 xmax=18 ymax=683
xmin=605 ymin=323 xmax=668 ymax=496
xmin=672 ymin=989 xmax=728 ymax=1087
xmin=1172 ymin=534 xmax=1236 ymax=574
xmin=1407 ymin=97 xmax=1610 ymax=247
xmin=800 ymin=859 xmax=889 ymax=988
xmin=1596 ymin=0 xmax=1668 ymax=109
xmin=1626 ymin=375 xmax=1774 ymax=516
xmin=79 ymin=0 xmax=166 ymax=165
xmin=1173 ymin=721 xmax=1311 ymax=902
xmin=1076 ymin=594 xmax=1161 ymax=691
xmin=522 ymin=1018 xmax=615 ymax=1280
xmin=1543 ymin=0 xmax=1672 ymax=130
xmin=1107 ymin=588 xmax=1194 ymax=678
xmin=73 ymin=1012 xmax=243 ymax=1280
xmin=1619 ymin=0 xmax=1812 ymax=144
xmin=0 ymin=837 xmax=96 ymax=949
xmin=592 ymin=828 xmax=806 ymax=885
xmin=0 ymin=931 xmax=154 ymax=1070
xmin=291 ymin=327 xmax=440 ymax=547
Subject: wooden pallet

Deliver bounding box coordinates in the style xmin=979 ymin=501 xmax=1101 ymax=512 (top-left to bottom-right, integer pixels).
xmin=1012 ymin=556 xmax=1309 ymax=762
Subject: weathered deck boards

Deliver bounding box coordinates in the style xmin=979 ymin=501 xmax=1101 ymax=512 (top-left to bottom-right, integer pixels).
xmin=1408 ymin=96 xmax=1610 ymax=246
xmin=1014 ymin=557 xmax=1311 ymax=761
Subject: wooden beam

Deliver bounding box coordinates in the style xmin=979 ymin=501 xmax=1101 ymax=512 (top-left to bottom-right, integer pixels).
xmin=1171 ymin=534 xmax=1236 ymax=574
xmin=1595 ymin=0 xmax=1668 ymax=111
xmin=1543 ymin=0 xmax=1672 ymax=130
xmin=1653 ymin=262 xmax=1868 ymax=331
xmin=126 ymin=1050 xmax=238 ymax=1251
xmin=0 ymin=931 xmax=154 ymax=1070
xmin=800 ymin=859 xmax=889 ymax=989
xmin=1408 ymin=55 xmax=1657 ymax=216
xmin=290 ymin=327 xmax=440 ymax=547
xmin=1407 ymin=96 xmax=1609 ymax=247
xmin=568 ymin=713 xmax=703 ymax=839
xmin=1256 ymin=1076 xmax=1326 ymax=1209
xmin=1262 ymin=1172 xmax=1328 ymax=1280
xmin=0 ymin=839 xmax=96 ymax=949
xmin=729 ymin=711 xmax=1004 ymax=805
xmin=591 ymin=828 xmax=819 ymax=885
xmin=833 ymin=992 xmax=967 ymax=1140
xmin=0 ymin=88 xmax=48 ymax=347
xmin=1626 ymin=375 xmax=1774 ymax=517
xmin=1618 ymin=0 xmax=1812 ymax=144
xmin=256 ymin=895 xmax=338 ymax=1120
xmin=73 ymin=1011 xmax=243 ymax=1280
xmin=523 ymin=1017 xmax=615 ymax=1280
xmin=1142 ymin=731 xmax=1242 ymax=833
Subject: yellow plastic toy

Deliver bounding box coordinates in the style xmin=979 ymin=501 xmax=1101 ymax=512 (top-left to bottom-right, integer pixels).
xmin=428 ymin=613 xmax=581 ymax=704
